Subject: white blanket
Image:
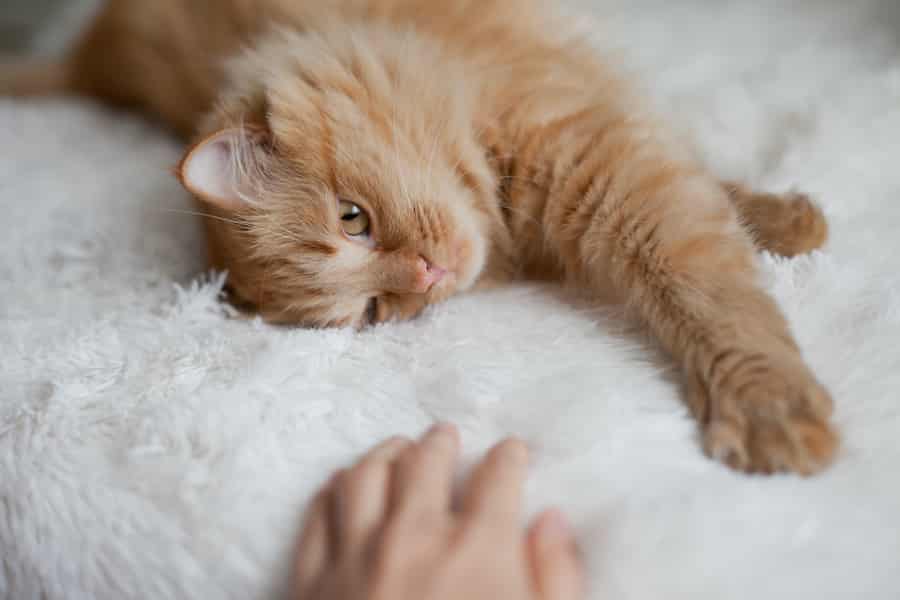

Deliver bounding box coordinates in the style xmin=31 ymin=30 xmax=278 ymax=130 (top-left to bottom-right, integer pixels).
xmin=2 ymin=1 xmax=899 ymax=598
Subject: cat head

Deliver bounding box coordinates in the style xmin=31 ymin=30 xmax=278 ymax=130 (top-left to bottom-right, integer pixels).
xmin=177 ymin=27 xmax=507 ymax=327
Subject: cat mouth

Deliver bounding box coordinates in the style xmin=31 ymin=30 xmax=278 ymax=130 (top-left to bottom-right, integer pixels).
xmin=429 ymin=271 xmax=458 ymax=297
xmin=447 ymin=236 xmax=480 ymax=291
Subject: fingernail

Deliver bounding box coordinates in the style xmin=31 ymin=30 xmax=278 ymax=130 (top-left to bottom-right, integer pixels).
xmin=386 ymin=435 xmax=413 ymax=447
xmin=382 ymin=436 xmax=412 ymax=454
xmin=501 ymin=437 xmax=529 ymax=463
xmin=539 ymin=509 xmax=573 ymax=548
xmin=429 ymin=422 xmax=459 ymax=440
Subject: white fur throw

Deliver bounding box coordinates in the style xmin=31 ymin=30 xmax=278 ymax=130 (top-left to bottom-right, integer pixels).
xmin=2 ymin=0 xmax=899 ymax=598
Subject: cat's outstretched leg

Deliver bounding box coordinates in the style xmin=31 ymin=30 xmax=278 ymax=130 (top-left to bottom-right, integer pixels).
xmin=528 ymin=123 xmax=838 ymax=474
xmin=2 ymin=0 xmax=222 ymax=139
xmin=722 ymin=181 xmax=828 ymax=257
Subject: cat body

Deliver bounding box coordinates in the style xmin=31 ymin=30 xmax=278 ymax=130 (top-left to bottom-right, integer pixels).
xmin=3 ymin=0 xmax=837 ymax=474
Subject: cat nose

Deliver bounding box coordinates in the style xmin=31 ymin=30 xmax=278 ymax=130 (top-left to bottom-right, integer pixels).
xmin=413 ymin=256 xmax=446 ymax=293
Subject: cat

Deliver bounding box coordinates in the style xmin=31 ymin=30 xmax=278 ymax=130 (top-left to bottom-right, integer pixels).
xmin=1 ymin=0 xmax=837 ymax=475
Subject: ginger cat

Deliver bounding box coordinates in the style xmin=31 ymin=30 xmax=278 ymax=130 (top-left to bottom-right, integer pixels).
xmin=2 ymin=0 xmax=837 ymax=474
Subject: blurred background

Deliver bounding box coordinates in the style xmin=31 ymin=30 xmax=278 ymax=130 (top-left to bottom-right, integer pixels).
xmin=0 ymin=0 xmax=99 ymax=54
xmin=1 ymin=0 xmax=61 ymax=51
xmin=2 ymin=0 xmax=899 ymax=56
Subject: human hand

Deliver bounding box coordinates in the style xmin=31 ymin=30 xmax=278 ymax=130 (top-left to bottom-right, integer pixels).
xmin=294 ymin=424 xmax=584 ymax=600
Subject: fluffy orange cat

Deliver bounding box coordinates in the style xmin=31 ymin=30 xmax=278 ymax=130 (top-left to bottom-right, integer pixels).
xmin=2 ymin=0 xmax=837 ymax=475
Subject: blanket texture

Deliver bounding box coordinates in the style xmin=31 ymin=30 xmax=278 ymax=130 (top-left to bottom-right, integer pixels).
xmin=2 ymin=0 xmax=899 ymax=598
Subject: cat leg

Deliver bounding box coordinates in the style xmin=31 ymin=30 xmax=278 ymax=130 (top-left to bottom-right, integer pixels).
xmin=535 ymin=135 xmax=838 ymax=474
xmin=722 ymin=181 xmax=828 ymax=257
xmin=0 ymin=2 xmax=135 ymax=104
xmin=2 ymin=1 xmax=214 ymax=139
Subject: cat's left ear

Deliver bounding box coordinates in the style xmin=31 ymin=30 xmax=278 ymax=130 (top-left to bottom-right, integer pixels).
xmin=176 ymin=127 xmax=269 ymax=210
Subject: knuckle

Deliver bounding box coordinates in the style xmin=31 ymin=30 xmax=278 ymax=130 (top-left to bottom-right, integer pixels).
xmin=394 ymin=502 xmax=446 ymax=533
xmin=461 ymin=512 xmax=510 ymax=540
xmin=399 ymin=439 xmax=449 ymax=475
xmin=396 ymin=443 xmax=425 ymax=473
xmin=373 ymin=436 xmax=412 ymax=459
xmin=346 ymin=461 xmax=385 ymax=494
xmin=373 ymin=521 xmax=429 ymax=576
xmin=383 ymin=435 xmax=412 ymax=450
xmin=422 ymin=433 xmax=456 ymax=460
xmin=383 ymin=435 xmax=408 ymax=445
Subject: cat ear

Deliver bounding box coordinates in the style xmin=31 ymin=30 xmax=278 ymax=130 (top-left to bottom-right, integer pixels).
xmin=176 ymin=127 xmax=267 ymax=210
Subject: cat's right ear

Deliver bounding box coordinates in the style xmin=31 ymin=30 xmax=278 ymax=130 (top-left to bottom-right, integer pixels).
xmin=176 ymin=127 xmax=268 ymax=210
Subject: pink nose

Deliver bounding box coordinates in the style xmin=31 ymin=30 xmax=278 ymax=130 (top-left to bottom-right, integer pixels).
xmin=414 ymin=257 xmax=447 ymax=293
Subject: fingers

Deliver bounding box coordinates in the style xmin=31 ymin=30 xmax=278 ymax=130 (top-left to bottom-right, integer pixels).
xmin=294 ymin=485 xmax=333 ymax=597
xmin=336 ymin=436 xmax=412 ymax=552
xmin=298 ymin=435 xmax=412 ymax=598
xmin=461 ymin=437 xmax=529 ymax=527
xmin=296 ymin=428 xmax=558 ymax=600
xmin=392 ymin=424 xmax=461 ymax=523
xmin=528 ymin=509 xmax=584 ymax=600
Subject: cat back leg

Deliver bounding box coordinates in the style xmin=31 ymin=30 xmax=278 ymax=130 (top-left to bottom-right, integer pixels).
xmin=723 ymin=181 xmax=828 ymax=257
xmin=0 ymin=60 xmax=70 ymax=97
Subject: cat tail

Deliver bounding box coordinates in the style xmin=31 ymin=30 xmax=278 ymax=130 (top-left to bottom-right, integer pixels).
xmin=0 ymin=59 xmax=72 ymax=97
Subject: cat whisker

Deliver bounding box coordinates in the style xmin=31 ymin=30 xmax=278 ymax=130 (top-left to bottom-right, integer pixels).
xmin=158 ymin=207 xmax=302 ymax=248
xmin=156 ymin=207 xmax=247 ymax=228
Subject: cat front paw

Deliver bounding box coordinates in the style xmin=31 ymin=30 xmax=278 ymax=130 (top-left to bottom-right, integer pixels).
xmin=693 ymin=357 xmax=838 ymax=475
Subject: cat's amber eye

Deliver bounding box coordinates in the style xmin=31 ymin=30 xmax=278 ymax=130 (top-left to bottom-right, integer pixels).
xmin=339 ymin=200 xmax=371 ymax=238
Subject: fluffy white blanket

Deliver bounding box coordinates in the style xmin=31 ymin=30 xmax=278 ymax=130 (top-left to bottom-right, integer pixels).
xmin=2 ymin=1 xmax=899 ymax=598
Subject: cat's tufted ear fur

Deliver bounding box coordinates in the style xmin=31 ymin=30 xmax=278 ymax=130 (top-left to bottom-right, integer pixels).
xmin=176 ymin=126 xmax=269 ymax=210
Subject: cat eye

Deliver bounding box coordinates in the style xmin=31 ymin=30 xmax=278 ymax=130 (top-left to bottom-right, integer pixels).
xmin=339 ymin=200 xmax=371 ymax=238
